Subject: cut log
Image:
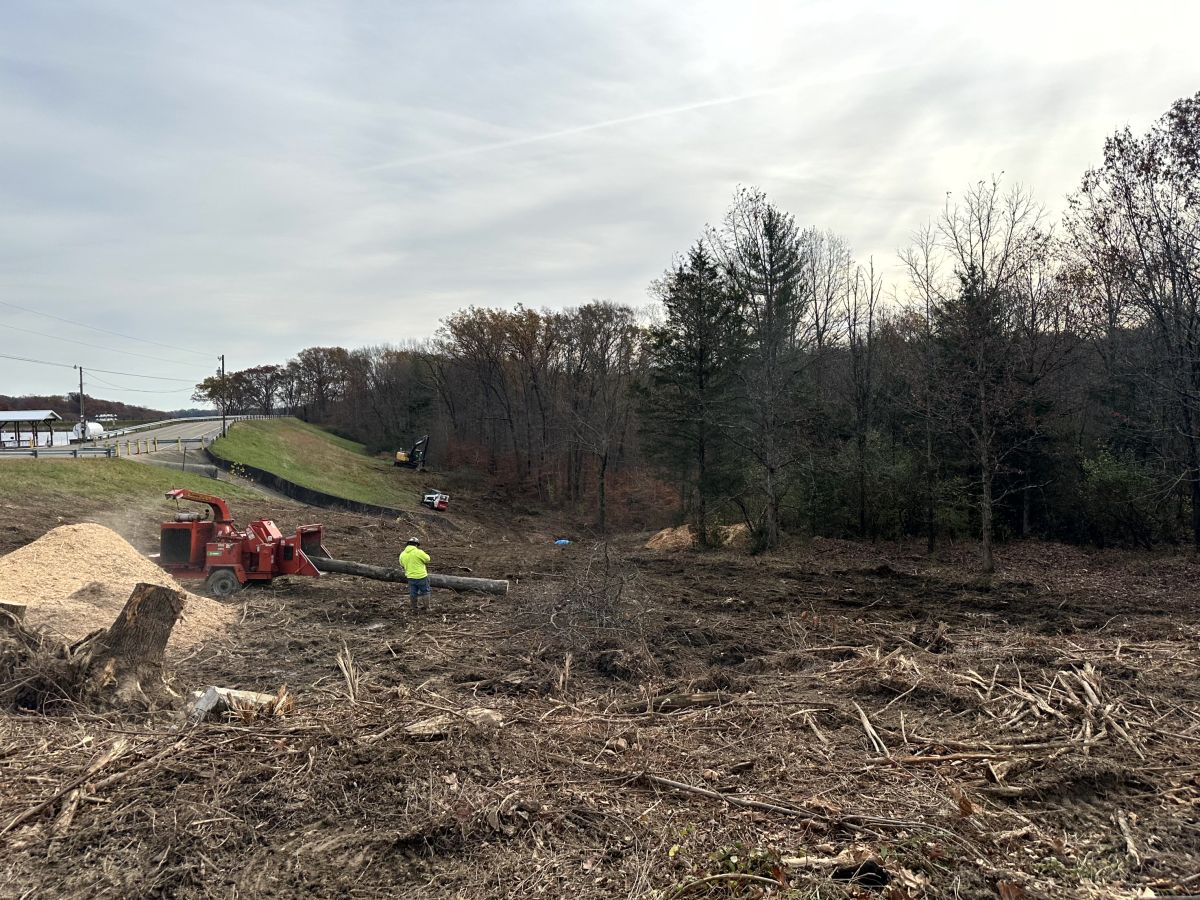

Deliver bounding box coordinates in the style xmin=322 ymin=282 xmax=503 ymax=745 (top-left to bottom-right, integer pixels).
xmin=0 ymin=601 xmax=26 ymax=623
xmin=311 ymin=556 xmax=509 ymax=595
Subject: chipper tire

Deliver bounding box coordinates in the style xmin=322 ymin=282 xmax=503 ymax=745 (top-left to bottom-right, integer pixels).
xmin=205 ymin=568 xmax=242 ymax=599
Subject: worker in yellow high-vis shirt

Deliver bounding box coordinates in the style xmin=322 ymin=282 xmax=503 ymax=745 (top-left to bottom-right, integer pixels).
xmin=399 ymin=537 xmax=431 ymax=612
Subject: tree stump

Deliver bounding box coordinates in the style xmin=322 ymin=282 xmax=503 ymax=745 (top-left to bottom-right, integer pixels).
xmin=76 ymin=582 xmax=186 ymax=709
xmin=0 ymin=600 xmax=27 ymax=623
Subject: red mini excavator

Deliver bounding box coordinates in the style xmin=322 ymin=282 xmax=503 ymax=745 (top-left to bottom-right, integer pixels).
xmin=157 ymin=488 xmax=329 ymax=598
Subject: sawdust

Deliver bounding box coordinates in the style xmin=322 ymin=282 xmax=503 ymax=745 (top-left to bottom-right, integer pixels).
xmin=0 ymin=523 xmax=232 ymax=651
xmin=645 ymin=524 xmax=694 ymax=551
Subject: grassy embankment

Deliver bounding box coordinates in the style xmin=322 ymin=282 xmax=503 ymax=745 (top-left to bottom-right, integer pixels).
xmin=209 ymin=418 xmax=420 ymax=509
xmin=0 ymin=458 xmax=263 ymax=503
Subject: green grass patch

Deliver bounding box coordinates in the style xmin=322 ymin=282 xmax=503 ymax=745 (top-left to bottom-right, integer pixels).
xmin=0 ymin=459 xmax=263 ymax=503
xmin=209 ymin=418 xmax=421 ymax=509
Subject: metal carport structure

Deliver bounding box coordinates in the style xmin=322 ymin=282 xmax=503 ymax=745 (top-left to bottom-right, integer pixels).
xmin=0 ymin=410 xmax=63 ymax=448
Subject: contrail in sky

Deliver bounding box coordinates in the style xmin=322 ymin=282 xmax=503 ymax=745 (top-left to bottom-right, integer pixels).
xmin=363 ymin=85 xmax=789 ymax=172
xmin=363 ymin=63 xmax=910 ymax=172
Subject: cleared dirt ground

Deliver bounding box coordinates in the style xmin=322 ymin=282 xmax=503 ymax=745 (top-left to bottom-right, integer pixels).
xmin=2 ymin=492 xmax=1198 ymax=899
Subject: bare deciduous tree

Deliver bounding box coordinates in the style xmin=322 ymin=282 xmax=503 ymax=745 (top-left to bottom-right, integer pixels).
xmin=904 ymin=179 xmax=1058 ymax=571
xmin=1067 ymin=92 xmax=1200 ymax=546
xmin=843 ymin=258 xmax=883 ymax=536
xmin=561 ymin=303 xmax=640 ymax=531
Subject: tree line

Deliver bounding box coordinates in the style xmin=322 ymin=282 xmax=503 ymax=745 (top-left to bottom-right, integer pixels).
xmin=0 ymin=393 xmax=169 ymax=423
xmin=195 ymin=92 xmax=1200 ymax=567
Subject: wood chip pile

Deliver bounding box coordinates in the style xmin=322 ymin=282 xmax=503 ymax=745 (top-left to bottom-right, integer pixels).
xmin=645 ymin=522 xmax=750 ymax=551
xmin=644 ymin=524 xmax=695 ymax=551
xmin=0 ymin=523 xmax=231 ymax=650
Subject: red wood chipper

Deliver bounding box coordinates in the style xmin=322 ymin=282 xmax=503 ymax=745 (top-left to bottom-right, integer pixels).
xmin=156 ymin=488 xmax=330 ymax=598
xmin=156 ymin=488 xmax=509 ymax=598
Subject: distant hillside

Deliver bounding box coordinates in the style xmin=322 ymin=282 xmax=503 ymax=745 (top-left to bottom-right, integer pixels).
xmin=165 ymin=408 xmax=221 ymax=418
xmin=0 ymin=393 xmax=168 ymax=422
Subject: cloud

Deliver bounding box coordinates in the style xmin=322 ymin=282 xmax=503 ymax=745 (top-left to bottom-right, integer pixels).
xmin=0 ymin=0 xmax=1198 ymax=403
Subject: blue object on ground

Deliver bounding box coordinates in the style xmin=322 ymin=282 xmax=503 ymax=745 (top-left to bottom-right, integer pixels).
xmin=554 ymin=539 xmax=571 ymax=545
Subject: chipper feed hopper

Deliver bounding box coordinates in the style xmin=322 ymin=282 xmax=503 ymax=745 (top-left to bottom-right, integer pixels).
xmin=156 ymin=489 xmax=509 ymax=598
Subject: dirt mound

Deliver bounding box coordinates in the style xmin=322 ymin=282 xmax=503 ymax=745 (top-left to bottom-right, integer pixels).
xmin=0 ymin=523 xmax=232 ymax=650
xmin=645 ymin=522 xmax=750 ymax=551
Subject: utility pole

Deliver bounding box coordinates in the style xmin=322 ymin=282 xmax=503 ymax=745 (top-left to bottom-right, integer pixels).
xmin=76 ymin=366 xmax=84 ymax=423
xmin=219 ymin=354 xmax=227 ymax=438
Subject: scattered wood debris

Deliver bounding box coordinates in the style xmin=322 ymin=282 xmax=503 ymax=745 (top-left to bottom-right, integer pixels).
xmin=188 ymin=685 xmax=294 ymax=725
xmin=3 ymin=521 xmax=1199 ymax=897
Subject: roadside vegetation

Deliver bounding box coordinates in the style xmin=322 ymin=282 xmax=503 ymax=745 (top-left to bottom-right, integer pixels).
xmin=0 ymin=458 xmax=261 ymax=503
xmin=209 ymin=418 xmax=420 ymax=509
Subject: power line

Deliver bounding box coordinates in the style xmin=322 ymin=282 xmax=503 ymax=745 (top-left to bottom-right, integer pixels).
xmin=86 ymin=372 xmax=195 ymax=394
xmin=0 ymin=299 xmax=211 ymax=358
xmin=0 ymin=353 xmax=73 ymax=369
xmin=88 ymin=366 xmax=199 ymax=383
xmin=0 ymin=352 xmax=200 ymax=382
xmin=0 ymin=321 xmax=193 ymax=366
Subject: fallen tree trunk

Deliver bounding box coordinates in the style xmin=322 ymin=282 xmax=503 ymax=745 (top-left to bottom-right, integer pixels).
xmin=311 ymin=556 xmax=509 ymax=595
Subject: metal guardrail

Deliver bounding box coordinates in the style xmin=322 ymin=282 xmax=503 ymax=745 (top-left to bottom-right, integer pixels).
xmin=99 ymin=417 xmax=222 ymax=439
xmin=0 ymin=446 xmax=116 ymax=459
xmin=106 ymin=436 xmax=214 ymax=458
xmin=98 ymin=413 xmax=275 ymax=439
xmin=2 ymin=436 xmax=213 ymax=459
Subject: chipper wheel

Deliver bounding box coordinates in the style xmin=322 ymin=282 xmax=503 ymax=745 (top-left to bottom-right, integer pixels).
xmin=205 ymin=568 xmax=242 ymax=599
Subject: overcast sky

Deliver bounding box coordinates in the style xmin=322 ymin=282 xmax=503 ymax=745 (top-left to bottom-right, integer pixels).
xmin=1 ymin=1 xmax=1197 ymax=407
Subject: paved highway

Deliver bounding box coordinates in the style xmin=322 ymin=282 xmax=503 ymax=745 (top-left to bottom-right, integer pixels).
xmin=99 ymin=418 xmax=229 ymax=446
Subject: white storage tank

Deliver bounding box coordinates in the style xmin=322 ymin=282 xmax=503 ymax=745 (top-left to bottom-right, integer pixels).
xmin=71 ymin=421 xmax=105 ymax=441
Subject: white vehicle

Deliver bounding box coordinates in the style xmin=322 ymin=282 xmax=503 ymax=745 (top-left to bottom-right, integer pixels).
xmin=71 ymin=421 xmax=105 ymax=441
xmin=422 ymin=491 xmax=450 ymax=511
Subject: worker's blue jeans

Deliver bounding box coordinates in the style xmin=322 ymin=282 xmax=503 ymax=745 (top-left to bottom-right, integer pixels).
xmin=408 ymin=577 xmax=430 ymax=599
